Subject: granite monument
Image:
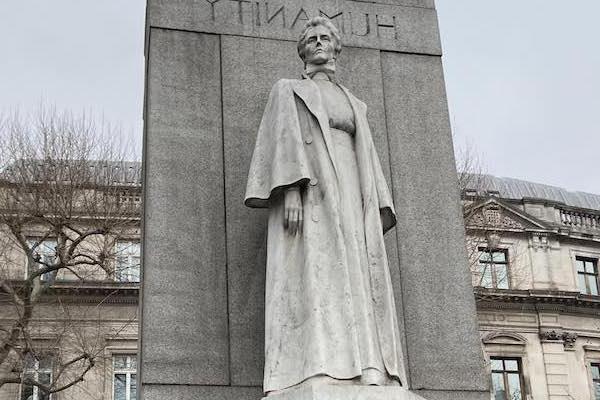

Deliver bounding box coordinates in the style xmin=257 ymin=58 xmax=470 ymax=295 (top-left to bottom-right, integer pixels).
xmin=140 ymin=1 xmax=490 ymax=399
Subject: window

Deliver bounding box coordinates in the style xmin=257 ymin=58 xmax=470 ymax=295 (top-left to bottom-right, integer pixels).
xmin=592 ymin=363 xmax=600 ymax=399
xmin=477 ymin=248 xmax=509 ymax=289
xmin=27 ymin=239 xmax=57 ymax=282
xmin=116 ymin=190 xmax=141 ymax=205
xmin=20 ymin=353 xmax=53 ymax=400
xmin=113 ymin=355 xmax=137 ymax=400
xmin=490 ymin=357 xmax=524 ymax=400
xmin=114 ymin=241 xmax=140 ymax=283
xmin=577 ymin=257 xmax=599 ymax=295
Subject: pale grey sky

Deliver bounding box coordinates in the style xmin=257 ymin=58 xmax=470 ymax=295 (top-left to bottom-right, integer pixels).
xmin=0 ymin=1 xmax=598 ymax=193
xmin=437 ymin=0 xmax=600 ymax=194
xmin=0 ymin=1 xmax=146 ymax=156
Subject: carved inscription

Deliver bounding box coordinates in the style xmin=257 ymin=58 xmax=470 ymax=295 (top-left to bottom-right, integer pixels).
xmin=200 ymin=0 xmax=401 ymax=40
xmin=150 ymin=0 xmax=442 ymax=54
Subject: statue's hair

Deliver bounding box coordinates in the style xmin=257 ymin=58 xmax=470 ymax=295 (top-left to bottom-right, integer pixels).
xmin=297 ymin=16 xmax=343 ymax=63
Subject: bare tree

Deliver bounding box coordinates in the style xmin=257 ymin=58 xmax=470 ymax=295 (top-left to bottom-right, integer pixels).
xmin=0 ymin=108 xmax=141 ymax=398
xmin=454 ymin=137 xmax=529 ymax=291
xmin=455 ymin=136 xmax=488 ymax=198
xmin=455 ymin=136 xmax=493 ymax=277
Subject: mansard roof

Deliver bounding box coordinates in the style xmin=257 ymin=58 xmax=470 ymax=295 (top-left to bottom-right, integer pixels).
xmin=463 ymin=174 xmax=600 ymax=211
xmin=0 ymin=159 xmax=142 ymax=187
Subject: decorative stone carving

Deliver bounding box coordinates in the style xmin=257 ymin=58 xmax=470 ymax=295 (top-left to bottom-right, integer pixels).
xmin=563 ymin=332 xmax=578 ymax=349
xmin=485 ymin=233 xmax=501 ymax=249
xmin=531 ymin=233 xmax=550 ymax=250
xmin=484 ymin=206 xmax=502 ymax=226
xmin=500 ymin=214 xmax=526 ymax=230
xmin=539 ymin=330 xmax=578 ymax=349
xmin=469 ymin=205 xmax=525 ymax=230
xmin=245 ymin=17 xmax=407 ymax=396
xmin=482 ymin=331 xmax=528 ymax=346
xmin=539 ymin=329 xmax=563 ymax=341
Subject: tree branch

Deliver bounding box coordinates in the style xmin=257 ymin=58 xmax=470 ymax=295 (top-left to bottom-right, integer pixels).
xmin=0 ymin=280 xmax=23 ymax=306
xmin=66 ymin=228 xmax=106 ymax=259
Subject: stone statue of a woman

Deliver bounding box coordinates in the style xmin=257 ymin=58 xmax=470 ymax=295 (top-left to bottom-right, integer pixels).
xmin=245 ymin=16 xmax=407 ymax=396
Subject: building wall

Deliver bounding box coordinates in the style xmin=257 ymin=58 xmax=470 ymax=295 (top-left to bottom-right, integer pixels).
xmin=0 ymin=219 xmax=140 ymax=399
xmin=0 ymin=302 xmax=138 ymax=400
xmin=469 ymin=194 xmax=600 ymax=399
xmin=4 ymin=178 xmax=600 ymax=399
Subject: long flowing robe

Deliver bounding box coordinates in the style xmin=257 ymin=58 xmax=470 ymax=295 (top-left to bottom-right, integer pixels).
xmin=244 ymin=77 xmax=406 ymax=392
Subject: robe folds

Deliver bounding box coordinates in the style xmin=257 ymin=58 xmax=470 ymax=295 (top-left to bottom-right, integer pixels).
xmin=245 ymin=78 xmax=407 ymax=392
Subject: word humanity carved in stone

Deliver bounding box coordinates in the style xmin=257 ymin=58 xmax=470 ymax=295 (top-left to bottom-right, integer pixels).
xmin=148 ymin=0 xmax=442 ymax=54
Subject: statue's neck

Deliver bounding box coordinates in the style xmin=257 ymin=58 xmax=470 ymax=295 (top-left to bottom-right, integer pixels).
xmin=305 ymin=59 xmax=336 ymax=81
xmin=311 ymin=71 xmax=331 ymax=81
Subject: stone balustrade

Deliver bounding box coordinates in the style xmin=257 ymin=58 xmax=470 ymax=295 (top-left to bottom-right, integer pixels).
xmin=560 ymin=208 xmax=600 ymax=230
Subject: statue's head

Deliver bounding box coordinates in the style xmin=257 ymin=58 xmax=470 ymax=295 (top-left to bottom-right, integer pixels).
xmin=297 ymin=17 xmax=342 ymax=66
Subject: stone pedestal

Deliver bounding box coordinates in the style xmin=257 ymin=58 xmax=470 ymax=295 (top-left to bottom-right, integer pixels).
xmin=140 ymin=1 xmax=490 ymax=399
xmin=265 ymin=383 xmax=428 ymax=400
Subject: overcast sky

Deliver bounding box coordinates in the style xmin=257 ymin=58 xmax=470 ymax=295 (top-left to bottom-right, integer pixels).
xmin=0 ymin=1 xmax=146 ymax=156
xmin=0 ymin=1 xmax=598 ymax=194
xmin=437 ymin=0 xmax=600 ymax=194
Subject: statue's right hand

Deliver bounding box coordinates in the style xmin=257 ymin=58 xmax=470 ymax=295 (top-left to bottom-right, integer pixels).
xmin=284 ymin=187 xmax=303 ymax=235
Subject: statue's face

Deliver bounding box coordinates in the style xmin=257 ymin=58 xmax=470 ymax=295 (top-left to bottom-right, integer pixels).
xmin=303 ymin=25 xmax=335 ymax=65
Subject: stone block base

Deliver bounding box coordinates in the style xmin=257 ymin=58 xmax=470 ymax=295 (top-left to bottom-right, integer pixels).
xmin=412 ymin=390 xmax=491 ymax=400
xmin=263 ymin=384 xmax=428 ymax=400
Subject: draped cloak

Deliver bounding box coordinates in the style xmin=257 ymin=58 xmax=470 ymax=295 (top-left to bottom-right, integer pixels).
xmin=244 ymin=78 xmax=407 ymax=392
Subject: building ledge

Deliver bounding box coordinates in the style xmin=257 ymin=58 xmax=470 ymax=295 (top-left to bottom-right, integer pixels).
xmin=1 ymin=280 xmax=139 ymax=304
xmin=475 ymin=287 xmax=600 ymax=315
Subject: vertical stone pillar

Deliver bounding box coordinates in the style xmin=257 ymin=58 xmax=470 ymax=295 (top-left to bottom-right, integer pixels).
xmin=140 ymin=1 xmax=490 ymax=399
xmin=381 ymin=52 xmax=489 ymax=400
xmin=539 ymin=328 xmax=575 ymax=399
xmin=541 ymin=342 xmax=571 ymax=399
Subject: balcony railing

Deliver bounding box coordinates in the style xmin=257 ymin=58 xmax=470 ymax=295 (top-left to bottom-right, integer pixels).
xmin=560 ymin=208 xmax=600 ymax=230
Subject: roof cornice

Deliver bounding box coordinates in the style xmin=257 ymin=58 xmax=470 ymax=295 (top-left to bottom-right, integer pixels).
xmin=0 ymin=280 xmax=139 ymax=304
xmin=475 ymin=287 xmax=600 ymax=316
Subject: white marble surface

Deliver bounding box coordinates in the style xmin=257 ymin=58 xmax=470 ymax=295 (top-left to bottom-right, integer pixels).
xmin=264 ymin=382 xmax=428 ymax=400
xmin=245 ymin=18 xmax=406 ymax=392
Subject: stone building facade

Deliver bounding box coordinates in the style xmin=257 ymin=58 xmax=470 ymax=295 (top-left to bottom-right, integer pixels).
xmin=466 ymin=175 xmax=600 ymax=400
xmin=3 ymin=168 xmax=600 ymax=399
xmin=1 ymin=289 xmax=140 ymax=400
xmin=0 ymin=161 xmax=141 ymax=400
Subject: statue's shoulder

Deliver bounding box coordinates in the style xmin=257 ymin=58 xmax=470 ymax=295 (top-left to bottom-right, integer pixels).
xmin=276 ymin=78 xmax=301 ymax=84
xmin=268 ymin=79 xmax=309 ymax=101
xmin=271 ymin=78 xmax=302 ymax=90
